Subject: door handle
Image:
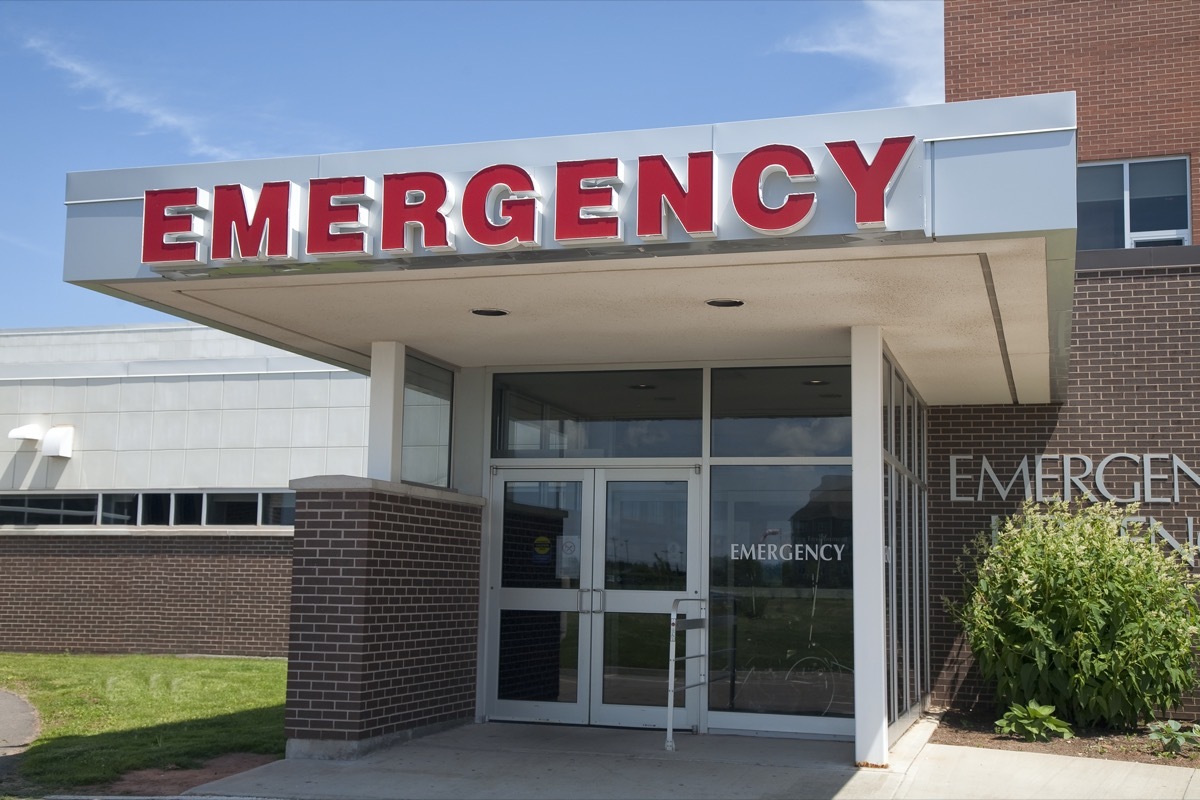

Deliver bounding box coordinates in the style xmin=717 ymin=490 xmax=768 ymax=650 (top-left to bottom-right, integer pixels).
xmin=592 ymin=588 xmax=605 ymax=613
xmin=578 ymin=589 xmax=591 ymax=614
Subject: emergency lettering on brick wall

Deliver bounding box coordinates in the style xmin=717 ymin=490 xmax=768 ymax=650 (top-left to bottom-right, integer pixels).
xmin=950 ymin=452 xmax=1200 ymax=561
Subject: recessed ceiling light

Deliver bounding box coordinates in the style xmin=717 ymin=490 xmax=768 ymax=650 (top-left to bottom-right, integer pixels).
xmin=629 ymin=384 xmax=657 ymax=390
xmin=471 ymin=308 xmax=509 ymax=317
xmin=804 ymin=379 xmax=830 ymax=386
xmin=706 ymin=298 xmax=745 ymax=308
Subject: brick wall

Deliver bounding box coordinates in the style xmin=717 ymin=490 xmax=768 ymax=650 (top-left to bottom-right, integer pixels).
xmin=285 ymin=479 xmax=483 ymax=757
xmin=944 ymin=0 xmax=1200 ymax=230
xmin=928 ymin=264 xmax=1200 ymax=715
xmin=0 ymin=532 xmax=291 ymax=656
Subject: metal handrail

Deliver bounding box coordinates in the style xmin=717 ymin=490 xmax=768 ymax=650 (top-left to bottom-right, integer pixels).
xmin=665 ymin=597 xmax=707 ymax=751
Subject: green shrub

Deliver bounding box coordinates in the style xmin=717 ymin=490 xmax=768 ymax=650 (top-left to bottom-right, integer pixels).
xmin=995 ymin=701 xmax=1074 ymax=742
xmin=1148 ymin=719 xmax=1200 ymax=755
xmin=957 ymin=500 xmax=1200 ymax=728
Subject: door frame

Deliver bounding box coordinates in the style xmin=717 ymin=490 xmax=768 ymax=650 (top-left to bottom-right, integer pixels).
xmin=484 ymin=466 xmax=706 ymax=730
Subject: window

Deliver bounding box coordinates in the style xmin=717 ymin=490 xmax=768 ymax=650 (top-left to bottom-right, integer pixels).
xmin=175 ymin=493 xmax=203 ymax=525
xmin=402 ymin=355 xmax=454 ymax=487
xmin=1078 ymin=158 xmax=1190 ymax=250
xmin=492 ymin=369 xmax=702 ymax=458
xmin=100 ymin=493 xmax=138 ymax=525
xmin=0 ymin=495 xmax=97 ymax=525
xmin=205 ymin=493 xmax=259 ymax=525
xmin=709 ymin=465 xmax=853 ymax=716
xmin=261 ymin=492 xmax=296 ymax=525
xmin=142 ymin=493 xmax=171 ymax=525
xmin=710 ymin=366 xmax=851 ymax=457
xmin=0 ymin=491 xmax=295 ymax=527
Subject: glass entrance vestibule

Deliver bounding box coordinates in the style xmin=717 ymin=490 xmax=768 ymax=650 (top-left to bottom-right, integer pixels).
xmin=480 ymin=359 xmax=929 ymax=741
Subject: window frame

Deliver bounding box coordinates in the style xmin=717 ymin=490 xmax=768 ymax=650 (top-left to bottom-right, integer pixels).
xmin=1078 ymin=156 xmax=1192 ymax=250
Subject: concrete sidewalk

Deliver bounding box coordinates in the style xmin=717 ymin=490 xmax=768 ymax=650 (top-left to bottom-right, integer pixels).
xmin=170 ymin=718 xmax=1200 ymax=800
xmin=0 ymin=690 xmax=37 ymax=780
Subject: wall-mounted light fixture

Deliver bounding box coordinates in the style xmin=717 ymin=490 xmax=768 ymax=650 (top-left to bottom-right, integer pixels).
xmin=41 ymin=425 xmax=75 ymax=459
xmin=7 ymin=423 xmax=45 ymax=442
xmin=6 ymin=423 xmax=74 ymax=458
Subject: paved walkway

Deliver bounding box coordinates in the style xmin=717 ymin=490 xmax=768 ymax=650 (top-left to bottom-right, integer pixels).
xmin=173 ymin=718 xmax=1200 ymax=800
xmin=11 ymin=702 xmax=1196 ymax=799
xmin=0 ymin=689 xmax=38 ymax=779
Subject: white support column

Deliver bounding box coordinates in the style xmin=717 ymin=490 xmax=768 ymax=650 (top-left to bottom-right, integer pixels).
xmin=851 ymin=325 xmax=889 ymax=767
xmin=367 ymin=341 xmax=406 ymax=482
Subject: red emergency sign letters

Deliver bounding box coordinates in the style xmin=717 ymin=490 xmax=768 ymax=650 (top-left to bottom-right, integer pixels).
xmin=141 ymin=137 xmax=915 ymax=267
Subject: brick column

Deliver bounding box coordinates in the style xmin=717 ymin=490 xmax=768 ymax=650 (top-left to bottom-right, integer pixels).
xmin=285 ymin=476 xmax=484 ymax=759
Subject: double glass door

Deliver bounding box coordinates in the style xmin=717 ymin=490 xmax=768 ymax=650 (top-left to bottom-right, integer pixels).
xmin=488 ymin=468 xmax=701 ymax=728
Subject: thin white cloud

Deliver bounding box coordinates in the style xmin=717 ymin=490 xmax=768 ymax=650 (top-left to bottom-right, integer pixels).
xmin=22 ymin=35 xmax=243 ymax=161
xmin=777 ymin=0 xmax=944 ymax=107
xmin=0 ymin=230 xmax=56 ymax=258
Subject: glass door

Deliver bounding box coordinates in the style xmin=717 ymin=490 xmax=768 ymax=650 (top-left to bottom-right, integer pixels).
xmin=490 ymin=470 xmax=593 ymax=725
xmin=589 ymin=470 xmax=701 ymax=727
xmin=488 ymin=468 xmax=701 ymax=729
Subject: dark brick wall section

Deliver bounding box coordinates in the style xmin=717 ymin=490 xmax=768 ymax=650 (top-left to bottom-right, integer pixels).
xmin=945 ymin=0 xmax=1200 ymax=231
xmin=928 ymin=265 xmax=1200 ymax=717
xmin=285 ymin=482 xmax=483 ymax=749
xmin=939 ymin=0 xmax=1200 ymax=722
xmin=0 ymin=533 xmax=291 ymax=656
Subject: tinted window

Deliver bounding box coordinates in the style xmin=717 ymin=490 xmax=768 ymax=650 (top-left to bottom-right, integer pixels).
xmin=711 ymin=366 xmax=851 ymax=457
xmin=493 ymin=370 xmax=702 ymax=458
xmin=1077 ymin=164 xmax=1124 ymax=250
xmin=206 ymin=494 xmax=259 ymax=525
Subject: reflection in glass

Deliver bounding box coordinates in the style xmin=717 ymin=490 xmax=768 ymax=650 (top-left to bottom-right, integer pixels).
xmin=893 ymin=371 xmax=904 ymax=469
xmin=141 ymin=493 xmax=171 ymax=525
xmin=402 ymin=356 xmax=453 ymax=487
xmin=711 ymin=366 xmax=851 ymax=457
xmin=498 ymin=610 xmax=579 ymax=702
xmin=1077 ymin=163 xmax=1124 ymax=250
xmin=175 ymin=493 xmax=202 ymax=525
xmin=605 ymin=481 xmax=687 ymax=592
xmin=0 ymin=495 xmax=97 ymax=525
xmin=100 ymin=493 xmax=138 ymax=525
xmin=502 ymin=482 xmax=583 ymax=589
xmin=905 ymin=388 xmax=915 ymax=474
xmin=882 ymin=357 xmax=893 ymax=455
xmin=261 ymin=492 xmax=296 ymax=525
xmin=709 ymin=465 xmax=853 ymax=717
xmin=882 ymin=364 xmax=930 ymax=726
xmin=205 ymin=493 xmax=258 ymax=525
xmin=884 ymin=464 xmax=894 ymax=720
xmin=1130 ymin=159 xmax=1188 ymax=233
xmin=603 ymin=613 xmax=677 ymax=707
xmin=492 ymin=370 xmax=702 ymax=458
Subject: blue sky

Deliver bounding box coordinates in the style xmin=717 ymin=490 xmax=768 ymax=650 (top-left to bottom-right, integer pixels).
xmin=0 ymin=0 xmax=943 ymax=330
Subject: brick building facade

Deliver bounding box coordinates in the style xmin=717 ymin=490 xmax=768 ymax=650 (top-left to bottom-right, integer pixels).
xmin=0 ymin=532 xmax=290 ymax=656
xmin=928 ymin=263 xmax=1200 ymax=714
xmin=56 ymin=0 xmax=1152 ymax=768
xmin=931 ymin=1 xmax=1200 ymax=715
xmin=945 ymin=0 xmax=1200 ymax=229
xmin=0 ymin=324 xmax=370 ymax=658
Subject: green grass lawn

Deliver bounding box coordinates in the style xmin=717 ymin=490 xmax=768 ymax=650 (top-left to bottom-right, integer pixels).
xmin=0 ymin=653 xmax=286 ymax=791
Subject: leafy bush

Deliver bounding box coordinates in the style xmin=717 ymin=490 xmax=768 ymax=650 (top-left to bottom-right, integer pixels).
xmin=1148 ymin=719 xmax=1200 ymax=755
xmin=995 ymin=701 xmax=1074 ymax=742
xmin=957 ymin=500 xmax=1200 ymax=728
